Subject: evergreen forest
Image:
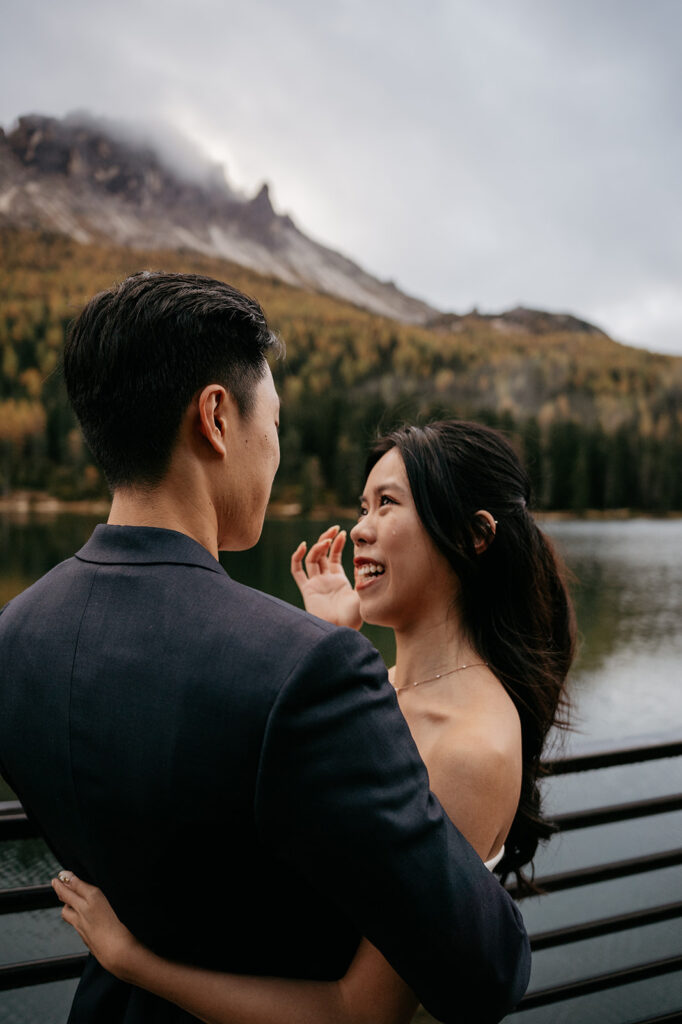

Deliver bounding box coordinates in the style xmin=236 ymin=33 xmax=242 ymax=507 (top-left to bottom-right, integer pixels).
xmin=2 ymin=227 xmax=681 ymax=513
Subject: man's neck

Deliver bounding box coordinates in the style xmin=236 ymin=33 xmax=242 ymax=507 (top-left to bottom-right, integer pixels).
xmin=108 ymin=483 xmax=220 ymax=560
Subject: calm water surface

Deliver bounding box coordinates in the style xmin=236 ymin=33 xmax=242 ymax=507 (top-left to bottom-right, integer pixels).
xmin=1 ymin=514 xmax=681 ymax=1022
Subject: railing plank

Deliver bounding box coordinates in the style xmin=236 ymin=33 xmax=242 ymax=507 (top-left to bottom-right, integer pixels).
xmin=516 ymin=954 xmax=682 ymax=1010
xmin=544 ymin=730 xmax=682 ymax=775
xmin=506 ymin=847 xmax=682 ymax=898
xmin=530 ymin=900 xmax=682 ymax=950
xmin=0 ymin=883 xmax=58 ymax=915
xmin=0 ymin=953 xmax=87 ymax=992
xmin=552 ymin=793 xmax=682 ymax=831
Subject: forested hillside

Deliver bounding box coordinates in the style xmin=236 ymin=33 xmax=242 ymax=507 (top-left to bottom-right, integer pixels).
xmin=2 ymin=227 xmax=681 ymax=511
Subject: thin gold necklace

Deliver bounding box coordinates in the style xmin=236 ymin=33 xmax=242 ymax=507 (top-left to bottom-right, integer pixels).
xmin=392 ymin=662 xmax=488 ymax=694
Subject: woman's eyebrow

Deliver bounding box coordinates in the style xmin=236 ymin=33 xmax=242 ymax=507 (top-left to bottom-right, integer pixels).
xmin=359 ymin=480 xmax=408 ymax=502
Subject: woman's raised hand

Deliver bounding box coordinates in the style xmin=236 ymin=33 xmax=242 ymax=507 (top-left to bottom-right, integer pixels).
xmin=52 ymin=871 xmax=142 ymax=983
xmin=291 ymin=525 xmax=362 ymax=630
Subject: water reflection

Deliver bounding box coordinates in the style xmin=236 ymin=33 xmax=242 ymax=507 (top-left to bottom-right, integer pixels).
xmin=550 ymin=520 xmax=682 ymax=654
xmin=544 ymin=520 xmax=682 ymax=740
xmin=0 ymin=513 xmax=102 ymax=607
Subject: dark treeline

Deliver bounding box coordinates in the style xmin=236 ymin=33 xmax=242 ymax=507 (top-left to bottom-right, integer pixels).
xmin=2 ymin=228 xmax=681 ymax=512
xmin=275 ymin=385 xmax=682 ymax=514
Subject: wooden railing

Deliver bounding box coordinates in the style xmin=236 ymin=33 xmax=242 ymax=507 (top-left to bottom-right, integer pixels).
xmin=508 ymin=730 xmax=682 ymax=1020
xmin=2 ymin=730 xmax=681 ymax=1020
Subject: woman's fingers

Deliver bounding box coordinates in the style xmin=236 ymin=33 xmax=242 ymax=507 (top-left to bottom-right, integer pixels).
xmin=310 ymin=525 xmax=340 ymax=555
xmin=305 ymin=537 xmax=333 ymax=576
xmin=290 ymin=541 xmax=308 ymax=586
xmin=302 ymin=526 xmax=338 ymax=576
xmin=328 ymin=530 xmax=347 ymax=565
xmin=291 ymin=526 xmax=343 ymax=584
xmin=59 ymin=901 xmax=90 ymax=948
xmin=61 ymin=871 xmax=95 ymax=897
xmin=53 ymin=878 xmax=82 ymax=911
xmin=60 ymin=902 xmax=78 ymax=925
xmin=52 ymin=871 xmax=95 ymax=910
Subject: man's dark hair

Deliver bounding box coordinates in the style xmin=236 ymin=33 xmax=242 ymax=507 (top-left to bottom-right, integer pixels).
xmin=64 ymin=271 xmax=280 ymax=489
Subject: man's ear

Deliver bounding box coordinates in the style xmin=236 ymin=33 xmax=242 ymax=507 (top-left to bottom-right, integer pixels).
xmin=473 ymin=510 xmax=497 ymax=554
xmin=197 ymin=385 xmax=230 ymax=457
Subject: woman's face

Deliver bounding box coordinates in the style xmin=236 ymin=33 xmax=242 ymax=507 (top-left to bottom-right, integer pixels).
xmin=350 ymin=447 xmax=459 ymax=631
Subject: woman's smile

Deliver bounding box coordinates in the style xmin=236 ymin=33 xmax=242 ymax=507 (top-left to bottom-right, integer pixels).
xmin=354 ymin=558 xmax=386 ymax=589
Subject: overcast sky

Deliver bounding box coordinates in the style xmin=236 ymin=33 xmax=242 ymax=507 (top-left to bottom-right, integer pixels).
xmin=3 ymin=0 xmax=681 ymax=354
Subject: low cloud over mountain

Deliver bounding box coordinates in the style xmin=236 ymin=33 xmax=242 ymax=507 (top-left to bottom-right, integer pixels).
xmin=0 ymin=112 xmax=437 ymax=323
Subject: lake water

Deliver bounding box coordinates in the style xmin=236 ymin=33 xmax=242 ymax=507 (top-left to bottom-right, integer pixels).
xmin=1 ymin=514 xmax=681 ymax=1022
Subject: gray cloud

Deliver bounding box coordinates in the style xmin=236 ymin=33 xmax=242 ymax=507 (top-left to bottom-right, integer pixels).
xmin=2 ymin=0 xmax=680 ymax=353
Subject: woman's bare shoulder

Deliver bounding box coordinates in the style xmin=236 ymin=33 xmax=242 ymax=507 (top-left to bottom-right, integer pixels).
xmin=431 ymin=709 xmax=521 ymax=791
xmin=441 ymin=666 xmax=520 ymax=748
xmin=425 ymin=679 xmax=522 ymax=855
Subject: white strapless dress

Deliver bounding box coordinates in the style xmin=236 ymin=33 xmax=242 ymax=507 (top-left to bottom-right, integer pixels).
xmin=484 ymin=846 xmax=505 ymax=872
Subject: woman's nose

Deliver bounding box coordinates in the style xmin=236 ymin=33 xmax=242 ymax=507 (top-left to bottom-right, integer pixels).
xmin=350 ymin=516 xmax=373 ymax=545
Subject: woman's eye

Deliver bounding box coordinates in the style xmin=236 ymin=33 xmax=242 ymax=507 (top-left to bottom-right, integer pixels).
xmin=358 ymin=506 xmax=368 ymax=518
xmin=379 ymin=495 xmax=396 ymax=507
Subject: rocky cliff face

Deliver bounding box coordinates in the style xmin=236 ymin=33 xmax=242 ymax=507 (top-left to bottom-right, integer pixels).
xmin=0 ymin=113 xmax=437 ymax=323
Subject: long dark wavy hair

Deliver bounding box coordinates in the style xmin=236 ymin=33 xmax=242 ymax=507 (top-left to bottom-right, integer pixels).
xmin=366 ymin=420 xmax=576 ymax=894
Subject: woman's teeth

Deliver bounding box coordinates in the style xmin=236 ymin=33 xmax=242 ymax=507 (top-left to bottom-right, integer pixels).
xmin=357 ymin=563 xmax=385 ymax=578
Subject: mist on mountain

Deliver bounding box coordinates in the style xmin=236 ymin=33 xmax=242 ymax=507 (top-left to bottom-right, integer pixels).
xmin=0 ymin=111 xmax=437 ymax=323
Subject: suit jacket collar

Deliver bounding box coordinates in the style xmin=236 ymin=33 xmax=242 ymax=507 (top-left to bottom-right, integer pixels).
xmin=75 ymin=524 xmax=227 ymax=575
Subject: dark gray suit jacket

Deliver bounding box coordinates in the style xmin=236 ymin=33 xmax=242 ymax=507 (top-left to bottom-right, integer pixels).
xmin=0 ymin=525 xmax=530 ymax=1022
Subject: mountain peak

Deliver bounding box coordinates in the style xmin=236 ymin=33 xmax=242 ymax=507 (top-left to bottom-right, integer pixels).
xmin=252 ymin=182 xmax=272 ymax=205
xmin=1 ymin=112 xmax=605 ymax=336
xmin=246 ymin=182 xmax=276 ymax=224
xmin=0 ymin=111 xmax=437 ymax=323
